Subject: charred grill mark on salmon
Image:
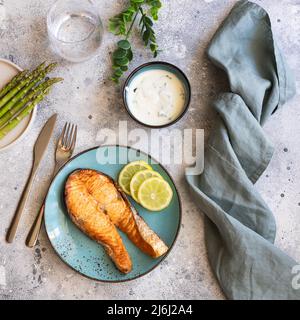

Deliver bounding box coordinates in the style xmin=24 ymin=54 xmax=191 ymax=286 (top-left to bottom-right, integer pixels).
xmin=64 ymin=169 xmax=168 ymax=272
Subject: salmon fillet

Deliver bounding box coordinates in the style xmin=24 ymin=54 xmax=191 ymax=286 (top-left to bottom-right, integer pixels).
xmin=64 ymin=169 xmax=169 ymax=273
xmin=65 ymin=170 xmax=132 ymax=273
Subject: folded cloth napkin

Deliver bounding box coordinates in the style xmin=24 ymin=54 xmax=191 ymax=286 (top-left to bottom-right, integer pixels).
xmin=186 ymin=0 xmax=299 ymax=300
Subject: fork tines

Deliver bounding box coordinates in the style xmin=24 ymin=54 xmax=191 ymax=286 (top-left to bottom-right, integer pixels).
xmin=58 ymin=122 xmax=77 ymax=151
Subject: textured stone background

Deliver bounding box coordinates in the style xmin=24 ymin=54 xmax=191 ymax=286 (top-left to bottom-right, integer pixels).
xmin=0 ymin=0 xmax=299 ymax=300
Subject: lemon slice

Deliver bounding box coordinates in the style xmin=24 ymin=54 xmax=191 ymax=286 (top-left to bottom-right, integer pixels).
xmin=118 ymin=160 xmax=152 ymax=194
xmin=130 ymin=169 xmax=162 ymax=202
xmin=138 ymin=177 xmax=173 ymax=211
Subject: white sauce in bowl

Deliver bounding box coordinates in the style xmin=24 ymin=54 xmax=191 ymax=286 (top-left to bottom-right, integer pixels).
xmin=125 ymin=69 xmax=186 ymax=126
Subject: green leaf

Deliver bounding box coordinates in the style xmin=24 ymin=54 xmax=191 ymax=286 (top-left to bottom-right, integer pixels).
xmin=113 ymin=48 xmax=127 ymax=59
xmin=153 ymin=0 xmax=162 ymax=8
xmin=150 ymin=7 xmax=159 ymax=20
xmin=120 ymin=66 xmax=128 ymax=71
xmin=157 ymin=1 xmax=162 ymax=8
xmin=109 ymin=5 xmax=140 ymax=36
xmin=142 ymin=29 xmax=151 ymax=45
xmin=140 ymin=24 xmax=145 ymax=35
xmin=139 ymin=15 xmax=143 ymax=26
xmin=119 ymin=24 xmax=127 ymax=35
xmin=114 ymin=57 xmax=130 ymax=66
xmin=114 ymin=69 xmax=123 ymax=77
xmin=146 ymin=0 xmax=161 ymax=20
xmin=108 ymin=21 xmax=118 ymax=32
xmin=150 ymin=33 xmax=156 ymax=42
xmin=127 ymin=49 xmax=133 ymax=61
xmin=150 ymin=43 xmax=157 ymax=52
xmin=144 ymin=16 xmax=153 ymax=26
xmin=117 ymin=39 xmax=131 ymax=50
xmin=147 ymin=0 xmax=162 ymax=9
xmin=130 ymin=0 xmax=144 ymax=11
xmin=111 ymin=76 xmax=120 ymax=84
xmin=109 ymin=23 xmax=120 ymax=34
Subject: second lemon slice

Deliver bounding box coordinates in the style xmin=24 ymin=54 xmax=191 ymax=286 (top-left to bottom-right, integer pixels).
xmin=130 ymin=169 xmax=162 ymax=202
xmin=138 ymin=177 xmax=173 ymax=211
xmin=118 ymin=160 xmax=152 ymax=194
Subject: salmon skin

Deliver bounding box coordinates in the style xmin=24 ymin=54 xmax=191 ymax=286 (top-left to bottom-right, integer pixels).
xmin=64 ymin=169 xmax=169 ymax=273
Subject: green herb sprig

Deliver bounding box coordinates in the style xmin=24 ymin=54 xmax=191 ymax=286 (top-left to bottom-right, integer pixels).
xmin=109 ymin=0 xmax=162 ymax=83
xmin=139 ymin=7 xmax=159 ymax=58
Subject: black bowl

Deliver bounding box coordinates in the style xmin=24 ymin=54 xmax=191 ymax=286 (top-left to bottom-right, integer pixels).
xmin=122 ymin=61 xmax=191 ymax=129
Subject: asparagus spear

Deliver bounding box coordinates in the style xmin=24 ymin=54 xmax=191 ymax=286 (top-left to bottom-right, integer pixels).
xmin=0 ymin=77 xmax=63 ymax=128
xmin=0 ymin=88 xmax=51 ymax=140
xmin=0 ymin=63 xmax=57 ymax=117
xmin=0 ymin=70 xmax=29 ymax=99
xmin=0 ymin=61 xmax=48 ymax=109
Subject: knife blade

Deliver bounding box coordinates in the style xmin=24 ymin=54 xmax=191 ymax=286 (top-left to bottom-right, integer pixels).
xmin=6 ymin=114 xmax=57 ymax=243
xmin=33 ymin=114 xmax=57 ymax=164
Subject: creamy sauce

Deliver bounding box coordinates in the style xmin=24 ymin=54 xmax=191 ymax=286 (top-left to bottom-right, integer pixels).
xmin=126 ymin=69 xmax=186 ymax=126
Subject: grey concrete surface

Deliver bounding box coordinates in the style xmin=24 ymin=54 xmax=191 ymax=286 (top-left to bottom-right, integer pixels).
xmin=0 ymin=0 xmax=299 ymax=300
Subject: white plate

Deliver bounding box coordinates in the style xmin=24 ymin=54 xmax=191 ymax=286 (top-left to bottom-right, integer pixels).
xmin=0 ymin=58 xmax=37 ymax=152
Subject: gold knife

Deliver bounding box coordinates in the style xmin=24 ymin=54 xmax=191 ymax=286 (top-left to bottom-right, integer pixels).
xmin=6 ymin=114 xmax=57 ymax=243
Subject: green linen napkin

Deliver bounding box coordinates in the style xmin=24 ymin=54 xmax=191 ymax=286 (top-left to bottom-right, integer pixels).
xmin=186 ymin=0 xmax=299 ymax=300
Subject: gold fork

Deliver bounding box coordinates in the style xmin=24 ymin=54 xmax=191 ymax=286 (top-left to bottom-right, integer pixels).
xmin=26 ymin=122 xmax=77 ymax=247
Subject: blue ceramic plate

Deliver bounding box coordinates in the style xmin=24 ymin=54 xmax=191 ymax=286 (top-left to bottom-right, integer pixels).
xmin=44 ymin=145 xmax=181 ymax=282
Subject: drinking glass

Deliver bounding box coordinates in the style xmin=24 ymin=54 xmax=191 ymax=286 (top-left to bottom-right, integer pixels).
xmin=47 ymin=0 xmax=103 ymax=62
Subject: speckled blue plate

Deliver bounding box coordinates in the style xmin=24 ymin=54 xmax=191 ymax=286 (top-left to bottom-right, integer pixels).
xmin=44 ymin=145 xmax=181 ymax=282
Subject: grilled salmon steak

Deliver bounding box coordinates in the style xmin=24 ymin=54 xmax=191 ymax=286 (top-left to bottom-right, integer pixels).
xmin=64 ymin=169 xmax=169 ymax=273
